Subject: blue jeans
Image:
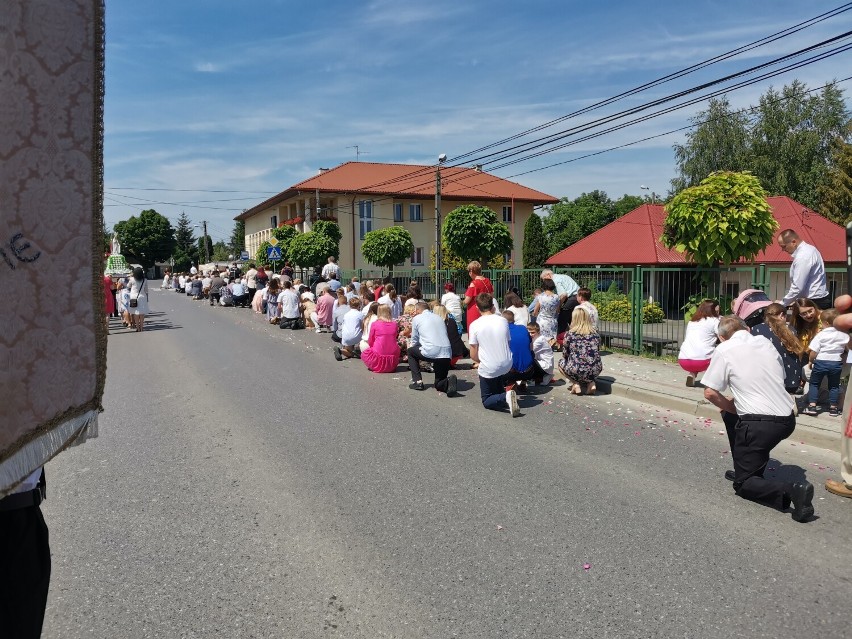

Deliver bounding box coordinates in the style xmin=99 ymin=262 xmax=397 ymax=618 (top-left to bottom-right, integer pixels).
xmin=808 ymin=359 xmax=842 ymax=406
xmin=479 ymin=374 xmax=508 ymax=411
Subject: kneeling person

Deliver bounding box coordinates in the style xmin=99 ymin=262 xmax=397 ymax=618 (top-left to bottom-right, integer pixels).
xmin=407 ymin=301 xmax=457 ymax=396
xmin=334 ymin=298 xmax=364 ymax=361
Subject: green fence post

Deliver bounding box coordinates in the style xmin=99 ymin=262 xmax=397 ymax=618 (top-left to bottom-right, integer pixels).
xmin=756 ymin=263 xmax=767 ymax=291
xmin=631 ymin=266 xmax=643 ymax=355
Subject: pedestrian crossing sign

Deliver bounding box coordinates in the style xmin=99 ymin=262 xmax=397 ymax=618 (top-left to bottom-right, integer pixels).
xmin=266 ymin=246 xmax=282 ymax=260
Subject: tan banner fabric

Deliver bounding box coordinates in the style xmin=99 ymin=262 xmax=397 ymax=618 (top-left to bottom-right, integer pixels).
xmin=0 ymin=0 xmax=106 ymax=495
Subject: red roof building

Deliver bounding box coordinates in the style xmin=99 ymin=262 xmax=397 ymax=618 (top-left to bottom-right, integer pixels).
xmin=546 ymin=196 xmax=845 ymax=266
xmin=237 ymin=162 xmax=558 ymax=270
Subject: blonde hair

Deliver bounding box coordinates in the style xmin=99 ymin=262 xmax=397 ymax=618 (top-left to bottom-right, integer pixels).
xmin=569 ymin=306 xmax=596 ymax=336
xmin=763 ymin=302 xmax=804 ymax=357
xmin=375 ymin=304 xmax=392 ymax=321
xmin=467 ymin=261 xmax=482 ymax=275
xmin=432 ymin=304 xmax=448 ymax=320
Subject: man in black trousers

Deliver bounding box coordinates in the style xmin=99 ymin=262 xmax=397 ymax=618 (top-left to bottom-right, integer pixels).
xmin=702 ymin=316 xmax=814 ymax=522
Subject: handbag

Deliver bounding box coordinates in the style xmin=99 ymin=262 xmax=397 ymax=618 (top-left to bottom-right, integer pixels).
xmin=129 ymin=278 xmax=144 ymax=308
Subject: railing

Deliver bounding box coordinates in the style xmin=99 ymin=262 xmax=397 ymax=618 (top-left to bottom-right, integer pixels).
xmin=328 ymin=264 xmax=845 ymax=357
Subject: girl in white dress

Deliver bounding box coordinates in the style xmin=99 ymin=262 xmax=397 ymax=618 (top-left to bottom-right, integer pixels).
xmin=129 ymin=267 xmax=150 ymax=332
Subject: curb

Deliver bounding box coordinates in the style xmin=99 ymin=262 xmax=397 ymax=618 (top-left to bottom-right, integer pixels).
xmin=600 ymin=378 xmax=841 ymax=453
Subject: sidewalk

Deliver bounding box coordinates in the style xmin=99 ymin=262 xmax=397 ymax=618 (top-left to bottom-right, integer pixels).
xmin=594 ymin=351 xmax=843 ymax=452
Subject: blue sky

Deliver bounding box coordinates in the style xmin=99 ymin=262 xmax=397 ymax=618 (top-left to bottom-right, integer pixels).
xmin=103 ymin=0 xmax=852 ymax=242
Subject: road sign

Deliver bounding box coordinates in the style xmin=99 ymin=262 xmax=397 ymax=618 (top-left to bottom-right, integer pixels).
xmin=240 ymin=250 xmax=249 ymax=260
xmin=266 ymin=246 xmax=282 ymax=260
xmin=268 ymin=237 xmax=279 ymax=246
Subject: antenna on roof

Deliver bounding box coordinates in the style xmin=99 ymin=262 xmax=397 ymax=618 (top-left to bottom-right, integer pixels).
xmin=347 ymin=145 xmax=369 ymax=161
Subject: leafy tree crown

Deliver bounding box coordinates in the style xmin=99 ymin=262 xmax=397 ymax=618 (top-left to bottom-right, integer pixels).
xmin=442 ymin=204 xmax=513 ymax=264
xmin=361 ymin=226 xmax=414 ymax=270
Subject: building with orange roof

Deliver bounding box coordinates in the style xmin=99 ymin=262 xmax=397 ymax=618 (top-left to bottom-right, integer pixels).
xmin=546 ymin=196 xmax=845 ymax=305
xmin=236 ymin=162 xmax=558 ymax=270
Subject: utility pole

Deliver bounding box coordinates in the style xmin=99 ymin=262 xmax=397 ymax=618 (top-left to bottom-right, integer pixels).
xmin=202 ymin=220 xmax=210 ymax=264
xmin=434 ymin=166 xmax=442 ymax=291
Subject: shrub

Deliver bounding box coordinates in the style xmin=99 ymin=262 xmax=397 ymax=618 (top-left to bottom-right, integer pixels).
xmin=598 ymin=298 xmax=665 ymax=324
xmin=641 ymin=302 xmax=665 ymax=324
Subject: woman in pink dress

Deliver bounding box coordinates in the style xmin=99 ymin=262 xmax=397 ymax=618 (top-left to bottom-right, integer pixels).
xmin=362 ymin=305 xmax=401 ymax=373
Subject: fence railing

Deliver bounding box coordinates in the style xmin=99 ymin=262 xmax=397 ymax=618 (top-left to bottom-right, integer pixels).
xmin=329 ymin=264 xmax=846 ymax=357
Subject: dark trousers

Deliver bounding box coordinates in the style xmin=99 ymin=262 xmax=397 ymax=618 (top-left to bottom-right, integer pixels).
xmin=111 ymin=290 xmax=119 ymax=317
xmin=232 ymin=293 xmax=249 ymax=307
xmin=557 ymin=296 xmax=579 ymax=335
xmin=408 ymin=345 xmax=451 ymax=391
xmin=209 ymin=291 xmax=220 ymax=306
xmin=808 ymin=359 xmax=842 ymax=406
xmin=811 ymin=294 xmax=833 ymax=310
xmin=479 ymin=374 xmax=508 ymax=411
xmin=510 ymin=361 xmax=547 ymax=383
xmin=247 ymin=287 xmax=256 ymax=303
xmin=732 ymin=413 xmax=796 ymax=509
xmin=0 ymin=505 xmax=50 ymax=638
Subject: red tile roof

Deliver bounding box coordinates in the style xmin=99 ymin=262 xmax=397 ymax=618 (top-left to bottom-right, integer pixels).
xmin=546 ymin=196 xmax=845 ymax=266
xmin=236 ymin=162 xmax=558 ymax=220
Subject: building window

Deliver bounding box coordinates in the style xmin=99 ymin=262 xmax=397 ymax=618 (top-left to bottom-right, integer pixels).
xmin=411 ymin=247 xmax=424 ymax=265
xmin=358 ymin=200 xmax=373 ymax=240
xmin=409 ymin=204 xmax=422 ymax=222
xmin=502 ymin=205 xmax=513 ymax=223
xmin=394 ymin=203 xmax=403 ymax=222
xmin=270 ymin=214 xmax=278 ymax=228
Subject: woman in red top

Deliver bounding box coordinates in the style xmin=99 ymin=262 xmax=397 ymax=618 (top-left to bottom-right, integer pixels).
xmin=463 ymin=260 xmax=493 ymax=331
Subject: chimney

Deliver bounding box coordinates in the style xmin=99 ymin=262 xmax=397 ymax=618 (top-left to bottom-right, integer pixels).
xmin=473 ymin=164 xmax=483 ymax=172
xmin=318 ymin=167 xmax=330 ymax=174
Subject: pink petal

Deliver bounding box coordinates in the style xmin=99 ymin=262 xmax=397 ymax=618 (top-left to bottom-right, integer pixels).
xmin=583 ymin=563 xmax=592 ymax=571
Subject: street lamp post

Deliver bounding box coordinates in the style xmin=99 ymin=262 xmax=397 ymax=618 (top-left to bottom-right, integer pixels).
xmin=194 ymin=222 xmax=211 ymax=265
xmin=640 ymin=185 xmax=657 ymax=204
xmin=435 ymin=154 xmax=446 ymax=296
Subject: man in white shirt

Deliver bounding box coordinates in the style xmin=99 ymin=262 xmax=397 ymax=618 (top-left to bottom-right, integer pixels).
xmin=777 ymin=229 xmax=830 ymax=309
xmin=408 ymin=301 xmax=456 ymax=396
xmin=334 ymin=298 xmax=365 ymax=360
xmin=321 ymin=256 xmax=339 ymax=280
xmin=702 ymin=316 xmax=814 ymax=522
xmin=469 ymin=293 xmax=520 ymax=417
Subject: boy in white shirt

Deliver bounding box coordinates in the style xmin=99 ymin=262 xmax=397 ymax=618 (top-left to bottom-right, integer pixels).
xmin=527 ymin=323 xmax=555 ymax=385
xmin=334 ymin=298 xmax=365 ymax=361
xmin=804 ymin=308 xmax=850 ymax=417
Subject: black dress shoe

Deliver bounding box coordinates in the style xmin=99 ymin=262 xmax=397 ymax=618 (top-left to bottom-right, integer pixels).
xmin=724 ymin=470 xmax=736 ymax=482
xmin=790 ymin=481 xmax=815 ymax=522
xmin=409 ymin=381 xmax=424 ymax=391
xmin=447 ymin=374 xmax=457 ymax=398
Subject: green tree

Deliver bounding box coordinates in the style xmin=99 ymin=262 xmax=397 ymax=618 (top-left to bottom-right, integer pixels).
xmin=522 ymin=212 xmax=548 ymax=269
xmin=197 ymin=235 xmax=214 ymax=263
xmin=612 ymin=194 xmax=646 ymax=217
xmin=818 ymin=132 xmax=852 ymax=224
xmin=288 ymin=231 xmax=337 ymax=269
xmin=662 ymin=171 xmax=776 ymax=266
xmin=750 ymin=81 xmax=850 ymax=210
xmin=172 ymin=212 xmax=197 ymax=270
xmin=542 ymin=190 xmax=614 ymax=255
xmin=442 ymin=204 xmax=513 ymax=265
xmin=670 ymin=96 xmax=752 ymax=195
xmin=211 ymin=241 xmax=230 ymax=262
xmin=230 ymin=220 xmax=245 ymax=255
xmin=114 ymin=209 xmax=176 ymax=268
xmin=361 ymin=226 xmax=414 ymax=273
xmin=312 ymin=220 xmax=342 ymax=254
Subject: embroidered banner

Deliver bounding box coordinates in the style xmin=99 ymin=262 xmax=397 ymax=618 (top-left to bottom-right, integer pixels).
xmin=0 ymin=0 xmax=106 ymax=495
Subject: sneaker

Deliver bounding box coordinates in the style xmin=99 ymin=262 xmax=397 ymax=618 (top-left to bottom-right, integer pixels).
xmin=507 ymin=389 xmax=520 ymax=417
xmin=802 ymin=404 xmax=819 ymax=416
xmin=829 ymin=406 xmax=840 ymax=417
xmin=333 ymin=346 xmax=343 ymax=361
xmin=409 ymin=381 xmax=425 ymax=391
xmin=790 ymin=481 xmax=815 ymax=522
xmin=315 ymin=327 xmax=323 ymax=333
xmin=516 ymin=381 xmax=528 ymax=393
xmin=685 ymin=374 xmax=695 ymax=387
xmin=446 ymin=374 xmax=458 ymax=398
xmin=542 ymin=373 xmax=554 ymax=386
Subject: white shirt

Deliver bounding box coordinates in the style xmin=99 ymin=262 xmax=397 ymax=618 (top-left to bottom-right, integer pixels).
xmin=277 ymin=289 xmax=300 ymax=319
xmin=782 ymin=241 xmax=828 ymax=306
xmin=411 ymin=310 xmax=452 ymax=359
xmin=808 ymin=327 xmax=849 ymax=362
xmin=321 ymin=262 xmax=339 ymax=279
xmin=441 ymin=292 xmax=462 ymax=319
xmin=551 ymin=273 xmax=579 ymax=298
xmin=246 ymin=268 xmax=258 ymax=287
xmin=469 ymin=313 xmax=513 ymax=379
xmin=702 ymin=330 xmax=793 ymax=416
xmin=678 ymin=317 xmax=720 ymax=360
xmin=341 ymin=309 xmax=365 ymax=346
xmin=579 ymin=301 xmax=599 ymax=329
xmin=190 ymin=266 xmax=198 ymax=275
xmin=378 ymin=294 xmax=402 ymax=319
xmin=508 ymin=305 xmax=530 ymax=327
xmin=532 ymin=334 xmax=554 ymax=374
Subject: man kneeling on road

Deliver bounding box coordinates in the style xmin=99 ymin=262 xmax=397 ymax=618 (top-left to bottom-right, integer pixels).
xmin=702 ymin=316 xmax=814 ymax=522
xmin=407 ymin=301 xmax=457 ymax=396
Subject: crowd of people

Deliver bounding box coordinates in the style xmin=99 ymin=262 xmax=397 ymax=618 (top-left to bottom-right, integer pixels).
xmin=161 ymin=259 xmax=604 ymax=419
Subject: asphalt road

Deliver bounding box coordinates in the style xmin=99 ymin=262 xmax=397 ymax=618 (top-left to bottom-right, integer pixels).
xmin=42 ymin=289 xmax=852 ymax=638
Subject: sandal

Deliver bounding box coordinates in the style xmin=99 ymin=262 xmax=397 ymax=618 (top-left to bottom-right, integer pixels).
xmin=802 ymin=404 xmax=819 ymax=416
xmin=829 ymin=406 xmax=840 ymax=417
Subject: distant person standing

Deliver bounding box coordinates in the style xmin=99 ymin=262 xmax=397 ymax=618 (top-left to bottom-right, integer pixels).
xmin=321 ymin=256 xmax=339 ymax=280
xmin=777 ymin=229 xmax=831 ymax=309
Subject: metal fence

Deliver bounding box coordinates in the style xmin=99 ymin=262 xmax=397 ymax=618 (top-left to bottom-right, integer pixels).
xmin=330 ymin=264 xmax=846 ymax=357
